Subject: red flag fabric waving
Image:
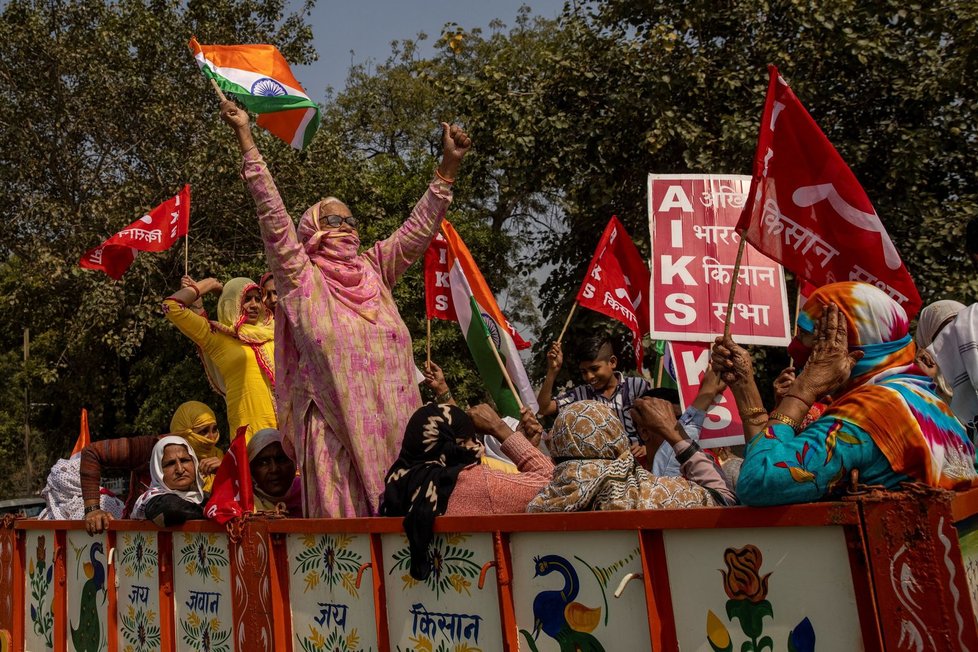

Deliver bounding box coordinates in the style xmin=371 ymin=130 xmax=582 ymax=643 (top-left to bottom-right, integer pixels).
xmin=204 ymin=427 xmax=254 ymax=525
xmin=575 ymin=216 xmax=651 ymax=368
xmin=69 ymin=408 xmax=91 ymax=458
xmin=79 ymin=185 xmax=191 ymax=280
xmin=423 ymin=232 xmax=531 ymax=350
xmin=737 ymin=66 xmax=921 ymax=318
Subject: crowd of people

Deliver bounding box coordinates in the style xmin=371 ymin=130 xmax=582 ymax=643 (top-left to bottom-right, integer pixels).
xmin=30 ymin=103 xmax=978 ymax=581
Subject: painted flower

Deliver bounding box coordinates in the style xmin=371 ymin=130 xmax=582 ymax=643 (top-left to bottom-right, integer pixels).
xmin=788 ymin=616 xmax=816 ymax=652
xmin=720 ymin=544 xmax=770 ymax=603
xmin=36 ymin=535 xmax=46 ymax=565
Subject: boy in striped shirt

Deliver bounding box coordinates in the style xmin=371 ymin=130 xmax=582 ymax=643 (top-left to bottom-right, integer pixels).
xmin=537 ymin=335 xmax=650 ymax=446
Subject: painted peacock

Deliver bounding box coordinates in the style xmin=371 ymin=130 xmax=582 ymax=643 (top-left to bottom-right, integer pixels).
xmin=520 ymin=554 xmax=605 ymax=652
xmin=71 ymin=541 xmax=105 ymax=652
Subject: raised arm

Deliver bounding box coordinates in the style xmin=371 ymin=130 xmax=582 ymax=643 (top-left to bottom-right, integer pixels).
xmin=162 ymin=277 xmax=223 ymax=348
xmin=220 ymin=100 xmax=308 ymax=293
xmin=368 ymin=124 xmax=471 ymax=286
xmin=536 ymin=342 xmax=563 ymax=417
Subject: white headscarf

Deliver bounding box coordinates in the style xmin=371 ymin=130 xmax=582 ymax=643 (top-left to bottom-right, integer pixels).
xmin=929 ymin=304 xmax=978 ymax=439
xmin=131 ymin=436 xmax=205 ymax=519
xmin=916 ymin=300 xmax=966 ymax=349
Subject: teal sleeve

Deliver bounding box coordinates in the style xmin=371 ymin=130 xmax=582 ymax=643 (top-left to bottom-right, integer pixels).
xmin=737 ymin=415 xmax=881 ymax=506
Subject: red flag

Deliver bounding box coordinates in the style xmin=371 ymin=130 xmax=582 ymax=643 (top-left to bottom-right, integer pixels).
xmin=423 ymin=232 xmax=532 ymax=350
xmin=576 ymin=216 xmax=651 ymax=368
xmin=204 ymin=426 xmax=254 ymax=525
xmin=69 ymin=408 xmax=91 ymax=458
xmin=737 ymin=66 xmax=921 ymax=318
xmin=79 ymin=185 xmax=191 ymax=280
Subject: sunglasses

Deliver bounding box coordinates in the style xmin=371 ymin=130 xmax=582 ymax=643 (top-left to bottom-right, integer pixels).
xmin=322 ymin=214 xmax=359 ymax=229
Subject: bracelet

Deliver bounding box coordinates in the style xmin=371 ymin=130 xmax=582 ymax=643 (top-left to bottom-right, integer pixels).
xmin=434 ymin=169 xmax=455 ymax=184
xmin=675 ymin=440 xmax=702 ymax=465
xmin=242 ymin=145 xmax=257 ymax=157
xmin=435 ymin=390 xmax=453 ymax=404
xmin=740 ymin=406 xmax=768 ymax=416
xmin=188 ymin=283 xmax=201 ymax=302
xmin=84 ymin=504 xmax=101 ymax=515
xmin=769 ymin=412 xmax=801 ymax=430
xmin=745 ymin=414 xmax=770 ymax=427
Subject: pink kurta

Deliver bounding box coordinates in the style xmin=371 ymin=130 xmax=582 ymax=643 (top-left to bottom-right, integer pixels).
xmin=242 ymin=149 xmax=451 ymax=517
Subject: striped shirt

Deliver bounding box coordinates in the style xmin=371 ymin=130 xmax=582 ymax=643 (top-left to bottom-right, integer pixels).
xmin=555 ymin=372 xmax=651 ymax=440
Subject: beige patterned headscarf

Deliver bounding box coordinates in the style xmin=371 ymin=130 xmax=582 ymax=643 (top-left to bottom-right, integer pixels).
xmin=527 ymin=401 xmax=713 ymax=512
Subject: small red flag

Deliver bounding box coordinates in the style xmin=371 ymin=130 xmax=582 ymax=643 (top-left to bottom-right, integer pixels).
xmin=69 ymin=408 xmax=91 ymax=458
xmin=737 ymin=66 xmax=921 ymax=318
xmin=204 ymin=426 xmax=254 ymax=525
xmin=575 ymin=216 xmax=651 ymax=368
xmin=423 ymin=232 xmax=531 ymax=350
xmin=79 ymin=185 xmax=191 ymax=280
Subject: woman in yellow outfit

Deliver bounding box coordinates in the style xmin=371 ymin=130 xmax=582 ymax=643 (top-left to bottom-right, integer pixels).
xmin=163 ymin=276 xmax=276 ymax=442
xmin=170 ymin=400 xmax=225 ymax=491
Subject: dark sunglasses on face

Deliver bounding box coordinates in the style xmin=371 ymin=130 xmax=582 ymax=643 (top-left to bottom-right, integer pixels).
xmin=322 ymin=214 xmax=359 ymax=229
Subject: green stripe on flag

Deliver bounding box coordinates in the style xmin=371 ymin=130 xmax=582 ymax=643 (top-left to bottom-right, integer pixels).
xmin=202 ymin=68 xmax=319 ymax=115
xmin=465 ymin=297 xmax=521 ymax=418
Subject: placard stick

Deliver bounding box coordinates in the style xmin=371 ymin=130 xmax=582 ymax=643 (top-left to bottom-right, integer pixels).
xmin=556 ymin=302 xmax=578 ymax=344
xmin=722 ymin=231 xmax=748 ymax=339
xmin=426 ymin=319 xmax=432 ymax=368
xmin=209 ymin=77 xmax=228 ymax=103
xmin=486 ymin=332 xmax=524 ymax=410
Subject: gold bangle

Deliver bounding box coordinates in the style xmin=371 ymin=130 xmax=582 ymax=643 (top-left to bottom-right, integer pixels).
xmin=434 ymin=169 xmax=455 ymax=184
xmin=746 ymin=415 xmax=769 ymax=426
xmin=769 ymin=412 xmax=800 ymax=430
xmin=740 ymin=406 xmax=768 ymax=416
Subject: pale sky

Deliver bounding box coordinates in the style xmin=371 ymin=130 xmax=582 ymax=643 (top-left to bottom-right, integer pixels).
xmin=293 ymin=0 xmax=568 ymax=102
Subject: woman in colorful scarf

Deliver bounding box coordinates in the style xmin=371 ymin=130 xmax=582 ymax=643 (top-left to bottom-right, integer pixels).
xmin=219 ymin=100 xmax=471 ymax=517
xmin=169 ymin=400 xmax=224 ymax=491
xmin=163 ymin=276 xmax=275 ymax=442
xmin=380 ymin=403 xmax=553 ymax=579
xmin=131 ymin=436 xmax=207 ymax=527
xmin=527 ymin=401 xmax=733 ymax=513
xmin=713 ymin=282 xmax=978 ymax=506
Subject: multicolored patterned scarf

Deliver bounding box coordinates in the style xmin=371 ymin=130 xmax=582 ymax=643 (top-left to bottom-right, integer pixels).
xmin=299 ymin=200 xmax=381 ymax=322
xmin=798 ymin=282 xmax=977 ymax=489
xmin=380 ymin=403 xmax=483 ymax=579
xmin=526 ymin=401 xmax=713 ymax=512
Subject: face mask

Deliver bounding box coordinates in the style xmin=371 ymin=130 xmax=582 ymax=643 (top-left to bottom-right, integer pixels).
xmin=321 ymin=232 xmax=360 ymax=260
xmin=787 ymin=338 xmax=811 ymax=370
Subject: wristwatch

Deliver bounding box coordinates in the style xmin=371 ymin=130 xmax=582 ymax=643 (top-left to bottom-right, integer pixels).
xmin=83 ymin=504 xmax=101 ymax=515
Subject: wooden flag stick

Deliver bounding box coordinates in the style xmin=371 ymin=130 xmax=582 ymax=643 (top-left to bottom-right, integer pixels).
xmin=485 ymin=332 xmax=524 ymax=411
xmin=209 ymin=77 xmax=228 ymax=103
xmin=184 ymin=235 xmax=189 ymax=278
xmin=426 ymin=319 xmax=432 ymax=369
xmin=556 ymin=302 xmax=578 ymax=345
xmin=722 ymin=231 xmax=748 ymax=339
xmin=656 ymin=350 xmax=666 ymax=387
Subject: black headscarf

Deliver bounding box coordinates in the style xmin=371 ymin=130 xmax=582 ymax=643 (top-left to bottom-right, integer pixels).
xmin=380 ymin=403 xmax=483 ymax=579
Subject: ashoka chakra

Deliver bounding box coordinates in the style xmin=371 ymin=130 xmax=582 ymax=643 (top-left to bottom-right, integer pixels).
xmin=251 ymin=78 xmax=287 ymax=96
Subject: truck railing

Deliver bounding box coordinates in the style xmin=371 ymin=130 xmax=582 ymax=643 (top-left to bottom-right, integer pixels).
xmin=1 ymin=487 xmax=977 ymax=651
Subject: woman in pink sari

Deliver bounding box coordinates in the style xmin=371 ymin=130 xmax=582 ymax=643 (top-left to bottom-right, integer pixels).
xmin=221 ymin=101 xmax=470 ymax=517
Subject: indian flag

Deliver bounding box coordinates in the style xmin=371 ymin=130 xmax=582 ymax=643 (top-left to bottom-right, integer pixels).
xmin=190 ymin=36 xmax=320 ymax=150
xmin=441 ymin=221 xmax=538 ymax=418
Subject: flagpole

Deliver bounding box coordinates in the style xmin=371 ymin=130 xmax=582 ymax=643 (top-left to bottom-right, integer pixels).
xmin=485 ymin=332 xmax=524 ymax=411
xmin=426 ymin=319 xmax=432 ymax=368
xmin=184 ymin=235 xmax=189 ymax=278
xmin=722 ymin=231 xmax=748 ymax=339
xmin=656 ymin=352 xmax=665 ymax=387
xmin=556 ymin=302 xmax=578 ymax=344
xmin=209 ymin=77 xmax=228 ymax=102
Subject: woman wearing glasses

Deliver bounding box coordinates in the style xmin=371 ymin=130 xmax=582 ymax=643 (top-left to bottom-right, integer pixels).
xmin=220 ymin=100 xmax=471 ymax=518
